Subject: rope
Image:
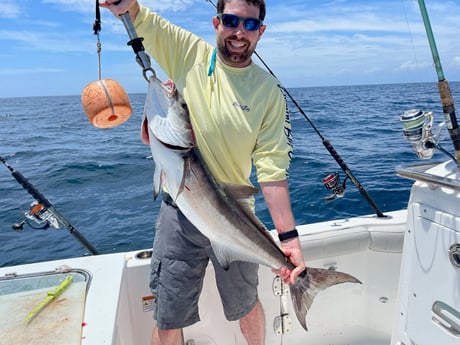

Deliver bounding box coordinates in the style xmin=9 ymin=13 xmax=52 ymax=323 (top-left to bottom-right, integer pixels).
xmin=93 ymin=0 xmax=102 ymax=80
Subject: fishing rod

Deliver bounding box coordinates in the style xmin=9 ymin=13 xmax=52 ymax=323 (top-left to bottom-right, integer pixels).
xmin=206 ymin=0 xmax=385 ymax=217
xmin=0 ymin=155 xmax=99 ymax=255
xmin=417 ymin=0 xmax=460 ymax=167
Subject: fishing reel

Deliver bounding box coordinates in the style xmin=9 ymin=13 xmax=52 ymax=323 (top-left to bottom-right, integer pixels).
xmin=400 ymin=109 xmax=446 ymax=160
xmin=323 ymin=172 xmax=347 ymax=201
xmin=12 ymin=201 xmax=60 ymax=231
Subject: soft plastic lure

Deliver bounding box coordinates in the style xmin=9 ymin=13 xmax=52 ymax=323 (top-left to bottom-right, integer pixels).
xmin=25 ymin=275 xmax=74 ymax=325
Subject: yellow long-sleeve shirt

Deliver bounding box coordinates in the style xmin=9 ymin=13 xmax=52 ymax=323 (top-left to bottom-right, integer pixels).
xmin=134 ymin=6 xmax=292 ymax=186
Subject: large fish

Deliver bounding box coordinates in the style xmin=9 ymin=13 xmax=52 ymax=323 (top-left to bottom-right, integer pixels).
xmin=141 ymin=75 xmax=361 ymax=331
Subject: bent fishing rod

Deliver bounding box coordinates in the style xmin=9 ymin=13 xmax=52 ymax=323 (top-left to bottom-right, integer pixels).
xmin=0 ymin=155 xmax=99 ymax=255
xmin=205 ymin=0 xmax=385 ymax=217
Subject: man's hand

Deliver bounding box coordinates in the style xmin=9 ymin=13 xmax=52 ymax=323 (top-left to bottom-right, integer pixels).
xmin=272 ymin=238 xmax=306 ymax=285
xmin=99 ymin=0 xmax=139 ymax=19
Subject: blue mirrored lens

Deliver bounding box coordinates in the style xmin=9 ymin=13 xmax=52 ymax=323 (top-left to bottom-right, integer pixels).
xmin=219 ymin=14 xmax=261 ymax=31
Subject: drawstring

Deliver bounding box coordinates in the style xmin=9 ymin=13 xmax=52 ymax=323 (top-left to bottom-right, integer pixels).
xmin=206 ymin=48 xmax=217 ymax=109
xmin=207 ymin=48 xmax=217 ymax=76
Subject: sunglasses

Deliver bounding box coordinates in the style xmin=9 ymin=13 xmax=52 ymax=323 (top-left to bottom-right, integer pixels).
xmin=217 ymin=13 xmax=263 ymax=31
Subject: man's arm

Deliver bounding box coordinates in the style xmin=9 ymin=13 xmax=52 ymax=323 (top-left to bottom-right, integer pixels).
xmin=260 ymin=180 xmax=306 ymax=284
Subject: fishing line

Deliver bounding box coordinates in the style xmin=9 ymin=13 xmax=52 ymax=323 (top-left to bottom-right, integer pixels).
xmin=401 ymin=0 xmax=422 ymax=82
xmin=206 ymin=0 xmax=385 ymax=217
xmin=0 ymin=155 xmax=99 ymax=255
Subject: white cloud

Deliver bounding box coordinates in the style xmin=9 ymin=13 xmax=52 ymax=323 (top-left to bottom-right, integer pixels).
xmin=0 ymin=2 xmax=22 ymax=18
xmin=454 ymin=56 xmax=460 ymax=66
xmin=0 ymin=67 xmax=64 ymax=75
xmin=42 ymin=0 xmax=198 ymax=14
xmin=399 ymin=60 xmax=428 ymax=71
xmin=0 ymin=30 xmax=93 ymax=53
xmin=42 ymin=0 xmax=95 ymax=14
xmin=142 ymin=0 xmax=196 ymax=12
xmin=1 ymin=0 xmax=460 ymax=96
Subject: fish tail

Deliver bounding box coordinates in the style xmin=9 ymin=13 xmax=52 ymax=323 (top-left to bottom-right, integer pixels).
xmin=289 ymin=267 xmax=362 ymax=331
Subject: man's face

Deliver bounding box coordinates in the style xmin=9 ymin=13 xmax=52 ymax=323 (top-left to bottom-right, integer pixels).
xmin=213 ymin=0 xmax=266 ymax=68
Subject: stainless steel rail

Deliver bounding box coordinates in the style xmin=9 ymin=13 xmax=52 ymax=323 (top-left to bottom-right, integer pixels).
xmin=396 ymin=162 xmax=460 ymax=191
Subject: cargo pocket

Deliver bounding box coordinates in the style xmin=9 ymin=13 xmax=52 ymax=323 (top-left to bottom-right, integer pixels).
xmin=149 ymin=257 xmax=161 ymax=297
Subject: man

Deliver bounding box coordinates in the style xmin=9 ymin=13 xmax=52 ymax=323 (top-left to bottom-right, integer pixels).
xmin=102 ymin=1 xmax=306 ymax=344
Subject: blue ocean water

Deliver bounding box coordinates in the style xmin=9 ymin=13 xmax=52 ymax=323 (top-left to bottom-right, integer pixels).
xmin=1 ymin=82 xmax=457 ymax=267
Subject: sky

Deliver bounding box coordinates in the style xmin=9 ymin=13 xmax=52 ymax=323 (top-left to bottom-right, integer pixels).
xmin=1 ymin=0 xmax=460 ymax=97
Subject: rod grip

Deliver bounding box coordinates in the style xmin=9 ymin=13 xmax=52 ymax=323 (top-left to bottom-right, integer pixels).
xmin=438 ymin=80 xmax=458 ymax=128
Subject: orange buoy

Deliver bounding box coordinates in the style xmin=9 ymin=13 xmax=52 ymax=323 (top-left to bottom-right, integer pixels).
xmin=81 ymin=79 xmax=132 ymax=128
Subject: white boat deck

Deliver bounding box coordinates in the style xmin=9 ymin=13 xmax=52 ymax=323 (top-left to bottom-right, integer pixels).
xmin=0 ymin=210 xmax=407 ymax=345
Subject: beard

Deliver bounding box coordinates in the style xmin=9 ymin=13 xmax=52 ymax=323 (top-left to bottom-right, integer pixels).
xmin=217 ymin=35 xmax=255 ymax=67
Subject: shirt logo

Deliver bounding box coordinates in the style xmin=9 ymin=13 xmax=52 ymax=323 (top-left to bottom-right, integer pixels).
xmin=232 ymin=101 xmax=251 ymax=112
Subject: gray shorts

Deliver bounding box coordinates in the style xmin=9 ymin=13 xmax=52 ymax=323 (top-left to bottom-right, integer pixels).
xmin=149 ymin=194 xmax=259 ymax=330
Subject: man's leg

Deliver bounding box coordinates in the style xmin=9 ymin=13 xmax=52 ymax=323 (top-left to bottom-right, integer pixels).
xmin=209 ymin=249 xmax=265 ymax=345
xmin=151 ymin=327 xmax=183 ymax=345
xmin=150 ymin=197 xmax=209 ymax=344
xmin=151 ymin=303 xmax=265 ymax=345
xmin=239 ymin=301 xmax=265 ymax=345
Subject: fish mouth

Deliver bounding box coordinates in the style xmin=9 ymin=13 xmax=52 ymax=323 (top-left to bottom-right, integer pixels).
xmin=158 ymin=140 xmax=190 ymax=150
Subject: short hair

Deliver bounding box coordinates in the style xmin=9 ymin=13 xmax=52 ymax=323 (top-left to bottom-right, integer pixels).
xmin=216 ymin=0 xmax=266 ymax=21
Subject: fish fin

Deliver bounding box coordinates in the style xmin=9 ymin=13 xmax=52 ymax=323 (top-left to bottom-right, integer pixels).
xmin=140 ymin=117 xmax=150 ymax=144
xmin=210 ymin=239 xmax=262 ymax=271
xmin=210 ymin=241 xmax=232 ymax=270
xmin=290 ymin=268 xmax=362 ymax=331
xmin=222 ymin=184 xmax=269 ymax=232
xmin=169 ymin=158 xmax=188 ymax=201
xmin=153 ymin=167 xmax=163 ymax=200
xmin=222 ymin=183 xmax=259 ymax=201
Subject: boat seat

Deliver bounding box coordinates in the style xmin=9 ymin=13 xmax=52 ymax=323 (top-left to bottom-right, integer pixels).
xmin=291 ymin=222 xmax=405 ymax=261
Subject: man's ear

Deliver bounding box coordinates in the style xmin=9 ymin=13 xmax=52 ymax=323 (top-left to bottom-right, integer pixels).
xmin=212 ymin=16 xmax=220 ymax=31
xmin=257 ymin=25 xmax=266 ymax=41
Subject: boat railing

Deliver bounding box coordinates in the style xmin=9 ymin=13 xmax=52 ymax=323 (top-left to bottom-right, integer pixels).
xmin=396 ymin=161 xmax=460 ymax=190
